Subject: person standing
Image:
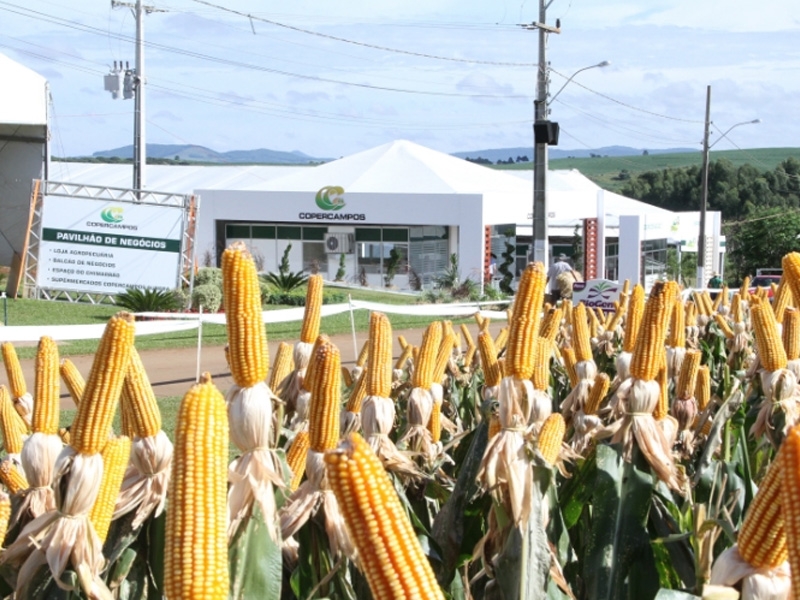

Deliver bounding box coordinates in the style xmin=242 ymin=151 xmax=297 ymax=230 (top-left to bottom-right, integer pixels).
xmin=547 ymin=253 xmax=573 ymax=302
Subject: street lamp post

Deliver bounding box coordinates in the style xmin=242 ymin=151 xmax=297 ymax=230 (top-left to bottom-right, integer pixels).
xmin=696 ymin=84 xmax=760 ymax=288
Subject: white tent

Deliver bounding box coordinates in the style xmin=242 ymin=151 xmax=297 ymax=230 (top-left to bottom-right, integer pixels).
xmin=0 ymin=54 xmax=49 ymax=295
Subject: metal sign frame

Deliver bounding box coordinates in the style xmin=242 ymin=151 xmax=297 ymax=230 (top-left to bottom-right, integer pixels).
xmin=23 ymin=180 xmax=199 ymax=304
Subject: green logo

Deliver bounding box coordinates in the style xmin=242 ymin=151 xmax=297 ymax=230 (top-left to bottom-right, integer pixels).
xmin=315 ymin=186 xmax=345 ymax=211
xmin=101 ymin=207 xmax=124 ymax=223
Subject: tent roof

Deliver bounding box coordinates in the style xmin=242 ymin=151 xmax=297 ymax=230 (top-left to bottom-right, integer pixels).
xmin=245 ymin=139 xmax=531 ymax=194
xmin=0 ymin=54 xmax=47 ymax=126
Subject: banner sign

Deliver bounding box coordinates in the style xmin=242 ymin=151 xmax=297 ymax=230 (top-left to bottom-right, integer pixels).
xmin=36 ymin=196 xmax=184 ymax=295
xmin=572 ymin=279 xmax=622 ymax=313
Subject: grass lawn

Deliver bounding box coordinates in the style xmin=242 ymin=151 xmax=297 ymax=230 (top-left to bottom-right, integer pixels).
xmin=3 ymin=285 xmax=506 ymax=359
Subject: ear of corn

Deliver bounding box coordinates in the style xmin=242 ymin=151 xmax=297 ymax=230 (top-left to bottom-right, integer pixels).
xmin=71 ymin=312 xmax=135 ymax=456
xmin=0 ymin=492 xmax=10 ymax=546
xmin=394 ymin=344 xmax=413 ymax=371
xmin=1 ymin=342 xmax=27 ymax=400
xmin=302 ymin=335 xmax=330 ymax=394
xmin=269 ymin=342 xmax=294 ymax=391
xmin=286 ymin=430 xmax=310 ymax=492
xmin=433 ymin=333 xmax=456 ymax=383
xmin=784 ymin=253 xmax=800 ymax=307
xmin=477 ymin=331 xmax=502 ymax=388
xmin=89 ymin=435 xmax=132 ymax=543
xmin=300 ymin=274 xmax=323 ymax=344
xmin=751 ymin=298 xmax=788 ymax=372
xmin=731 ymin=293 xmax=743 ymax=323
xmin=739 ymin=275 xmax=751 ymax=301
xmin=777 ymin=423 xmax=800 ymax=586
xmin=572 ymin=303 xmax=593 ymax=363
xmin=309 ymin=342 xmax=342 ymax=453
xmin=676 ymin=349 xmax=702 ymax=400
xmin=695 ymin=366 xmax=711 ymax=412
xmin=356 ymin=339 xmax=370 ymax=368
xmin=531 ymin=337 xmax=552 ymax=391
xmin=121 ymin=347 xmax=161 ymax=438
xmin=429 ymin=397 xmax=442 ymax=444
xmin=506 ymin=263 xmax=546 ymax=379
xmin=538 ymin=414 xmax=565 ymax=465
xmin=59 ymin=358 xmax=85 ymax=407
xmin=622 ymin=285 xmax=645 ymax=353
xmin=630 ymin=282 xmax=678 ymax=381
xmin=585 ymin=372 xmax=611 ymax=416
xmin=324 ymin=432 xmax=445 ymax=600
xmin=165 ymin=377 xmax=229 ymax=600
xmin=397 ymin=335 xmax=409 ymax=350
xmin=0 ymin=460 xmax=28 ymax=495
xmin=459 ymin=325 xmax=474 ymax=352
xmin=714 ymin=314 xmax=735 ymax=339
xmin=222 ymin=242 xmax=268 ymax=387
xmin=414 ymin=322 xmax=443 ymax=389
xmin=346 ymin=370 xmax=368 ymax=414
xmin=783 ymin=307 xmax=800 ymax=361
xmin=0 ymin=386 xmax=24 ymax=455
xmin=493 ymin=327 xmax=509 ymax=354
xmin=562 ymin=346 xmax=579 ymax=388
xmin=739 ymin=459 xmax=787 ymax=568
xmin=653 ymin=355 xmax=669 ymax=420
xmin=668 ymin=299 xmax=686 ymax=348
xmin=539 ymin=306 xmax=563 ymax=343
xmin=32 ymin=336 xmax=60 ymax=435
xmin=367 ymin=313 xmax=392 ymax=398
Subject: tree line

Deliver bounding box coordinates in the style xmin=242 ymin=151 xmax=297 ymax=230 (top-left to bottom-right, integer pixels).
xmin=619 ymin=156 xmax=800 ymax=282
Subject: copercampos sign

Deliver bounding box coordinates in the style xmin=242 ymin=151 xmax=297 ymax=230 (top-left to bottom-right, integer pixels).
xmin=299 ymin=186 xmax=366 ymax=221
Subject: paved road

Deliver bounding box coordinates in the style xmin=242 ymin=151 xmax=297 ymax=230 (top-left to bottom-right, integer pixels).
xmin=10 ymin=323 xmax=504 ymax=409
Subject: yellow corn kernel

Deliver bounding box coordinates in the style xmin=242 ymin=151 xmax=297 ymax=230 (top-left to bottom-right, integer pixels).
xmin=739 ymin=275 xmax=751 ymax=301
xmin=367 ymin=313 xmax=393 ymax=398
xmin=121 ymin=347 xmax=161 ymax=438
xmin=622 ymin=285 xmax=645 ymax=354
xmin=0 ymin=460 xmax=28 ymax=495
xmin=0 ymin=492 xmax=10 ymax=546
xmin=433 ymin=333 xmax=456 ymax=383
xmin=459 ymin=324 xmax=474 ymax=353
xmin=668 ymin=299 xmax=686 ymax=348
xmin=397 ymin=335 xmax=409 ymax=350
xmin=341 ymin=366 xmax=353 ymax=388
xmin=493 ymin=327 xmax=509 ymax=354
xmin=606 ymin=301 xmax=624 ymax=334
xmin=413 ymin=322 xmax=443 ymax=389
xmin=324 ymin=433 xmax=445 ymax=600
xmin=685 ymin=301 xmax=698 ymax=329
xmin=739 ymin=459 xmax=787 ymax=568
xmin=346 ymin=370 xmax=368 ymax=414
xmin=783 ymin=307 xmax=800 ymax=361
xmin=89 ymin=435 xmax=132 ymax=543
xmin=309 ymin=342 xmax=342 ymax=453
xmin=164 ymin=377 xmax=229 ymax=600
xmin=429 ymin=397 xmax=442 ymax=444
xmin=286 ymin=430 xmax=310 ymax=492
xmin=585 ymin=372 xmax=611 ymax=416
xmin=506 ymin=263 xmax=546 ymax=379
xmin=721 ymin=285 xmax=730 ymax=307
xmin=473 ymin=311 xmax=485 ymax=330
xmin=630 ymin=282 xmax=679 ymax=382
xmin=531 ymin=337 xmax=552 ymax=391
xmin=497 ymin=357 xmax=506 ymax=379
xmin=394 ymin=344 xmax=413 ymax=371
xmin=676 ymin=349 xmax=702 ymax=400
xmin=59 ymin=427 xmax=70 ymax=445
xmin=463 ymin=342 xmax=477 ymax=370
xmin=120 ymin=394 xmax=136 ymax=439
xmin=653 ymin=356 xmax=669 ymax=421
xmin=71 ymin=312 xmax=135 ymax=456
xmin=695 ymin=366 xmax=711 ymax=412
xmin=302 ymin=335 xmax=330 ymax=394
xmin=777 ymin=423 xmax=800 ymax=586
xmin=731 ymin=293 xmax=743 ymax=323
xmin=269 ymin=342 xmax=295 ymax=391
xmin=562 ymin=346 xmax=579 ymax=388
xmin=774 ymin=280 xmax=793 ymax=324
xmin=477 ymin=331 xmax=502 ymax=388
xmin=562 ymin=300 xmax=573 ymax=329
xmin=572 ymin=303 xmax=593 ymax=363
xmin=356 ymin=339 xmax=370 ymax=368
xmin=300 ymin=274 xmax=323 ymax=344
xmin=714 ymin=314 xmax=735 ymax=340
xmin=222 ymin=242 xmax=268 ymax=388
xmin=32 ymin=336 xmax=60 ymax=435
xmin=539 ymin=306 xmax=563 ymax=343
xmin=751 ymin=299 xmax=788 ymax=372
xmin=0 ymin=386 xmax=24 ymax=454
xmin=1 ymin=342 xmax=27 ymax=400
xmin=60 ymin=359 xmax=85 ymax=407
xmin=537 ymin=414 xmax=565 ymax=465
xmin=784 ymin=253 xmax=800 ymax=306
xmin=712 ymin=290 xmax=723 ymax=313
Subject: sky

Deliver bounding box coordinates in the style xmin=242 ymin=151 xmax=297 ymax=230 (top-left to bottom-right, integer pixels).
xmin=1 ymin=0 xmax=799 ymax=160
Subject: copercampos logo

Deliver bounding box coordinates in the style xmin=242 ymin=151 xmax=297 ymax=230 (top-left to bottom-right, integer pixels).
xmin=586 ymin=280 xmax=619 ymax=301
xmin=100 ymin=207 xmax=124 ymax=223
xmin=315 ymin=186 xmax=345 ymax=211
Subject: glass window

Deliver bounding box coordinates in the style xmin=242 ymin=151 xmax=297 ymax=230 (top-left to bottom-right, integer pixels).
xmin=303 ymin=226 xmax=326 ymax=241
xmin=252 ymin=225 xmax=275 ymax=239
xmin=356 ymin=228 xmax=381 ymax=242
xmin=383 ymin=228 xmax=409 ymax=242
xmin=384 ymin=243 xmax=409 ymax=274
xmin=303 ymin=242 xmax=326 ymax=273
xmin=226 ymin=224 xmax=250 ymax=238
xmin=358 ymin=242 xmax=382 ymax=274
xmin=277 ymin=226 xmax=302 ymax=240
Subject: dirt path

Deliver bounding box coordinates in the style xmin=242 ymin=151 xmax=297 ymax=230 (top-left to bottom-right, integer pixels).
xmin=12 ymin=323 xmax=504 ymax=409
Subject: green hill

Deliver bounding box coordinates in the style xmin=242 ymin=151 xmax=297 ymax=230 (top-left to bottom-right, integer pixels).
xmin=493 ymin=148 xmax=800 ymax=193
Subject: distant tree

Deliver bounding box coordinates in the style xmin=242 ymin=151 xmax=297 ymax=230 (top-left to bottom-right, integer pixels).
xmin=727 ymin=206 xmax=800 ymax=280
xmin=642 ymin=149 xmax=650 ymax=156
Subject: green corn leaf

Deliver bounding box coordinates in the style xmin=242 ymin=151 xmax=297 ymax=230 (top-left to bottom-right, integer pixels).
xmin=228 ymin=504 xmax=282 ymax=600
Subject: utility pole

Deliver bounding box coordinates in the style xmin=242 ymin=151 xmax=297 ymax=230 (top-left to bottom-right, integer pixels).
xmin=696 ymin=85 xmax=711 ymax=289
xmin=521 ymin=1 xmax=560 ymax=271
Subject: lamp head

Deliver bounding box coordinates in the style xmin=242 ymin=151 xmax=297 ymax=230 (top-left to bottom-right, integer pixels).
xmin=596 ymin=60 xmax=611 ymax=68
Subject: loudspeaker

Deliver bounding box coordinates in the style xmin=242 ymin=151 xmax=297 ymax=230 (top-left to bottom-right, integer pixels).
xmin=534 ymin=121 xmax=560 ymax=146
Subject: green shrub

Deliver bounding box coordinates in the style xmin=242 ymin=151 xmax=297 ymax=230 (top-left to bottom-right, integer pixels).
xmin=192 ymin=284 xmax=223 ymax=313
xmin=195 ymin=267 xmax=222 ymax=287
xmin=115 ymin=288 xmax=183 ymax=312
xmin=267 ymin=290 xmax=346 ymax=306
xmin=263 ymin=271 xmax=308 ymax=293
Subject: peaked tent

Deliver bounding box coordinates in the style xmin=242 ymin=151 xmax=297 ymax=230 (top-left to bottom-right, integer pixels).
xmin=0 ymin=54 xmax=48 ymax=295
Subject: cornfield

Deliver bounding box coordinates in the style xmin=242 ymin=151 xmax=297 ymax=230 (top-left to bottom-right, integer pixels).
xmin=1 ymin=243 xmax=799 ymax=599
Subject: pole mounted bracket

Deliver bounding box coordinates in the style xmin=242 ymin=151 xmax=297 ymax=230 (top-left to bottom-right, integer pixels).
xmin=519 ymin=21 xmax=561 ymax=33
